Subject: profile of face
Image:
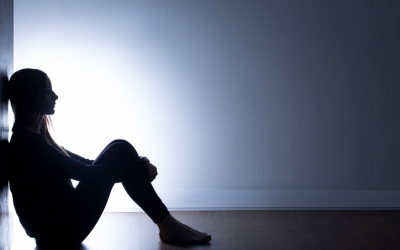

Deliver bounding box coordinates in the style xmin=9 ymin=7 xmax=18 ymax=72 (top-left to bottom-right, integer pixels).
xmin=41 ymin=76 xmax=58 ymax=115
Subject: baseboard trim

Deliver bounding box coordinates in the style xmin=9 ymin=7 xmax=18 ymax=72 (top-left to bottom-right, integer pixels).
xmin=103 ymin=188 xmax=400 ymax=212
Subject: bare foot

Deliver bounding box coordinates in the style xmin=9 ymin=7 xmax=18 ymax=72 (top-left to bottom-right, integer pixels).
xmin=157 ymin=214 xmax=211 ymax=244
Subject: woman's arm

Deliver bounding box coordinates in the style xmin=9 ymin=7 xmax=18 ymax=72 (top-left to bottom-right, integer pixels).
xmin=62 ymin=148 xmax=94 ymax=165
xmin=11 ymin=131 xmax=148 ymax=183
xmin=44 ymin=146 xmax=149 ymax=183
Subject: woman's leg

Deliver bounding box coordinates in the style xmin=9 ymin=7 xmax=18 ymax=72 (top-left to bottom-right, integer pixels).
xmin=97 ymin=140 xmax=211 ymax=244
xmin=63 ymin=140 xmax=169 ymax=245
xmin=94 ymin=140 xmax=170 ymax=223
xmin=45 ymin=140 xmax=209 ymax=248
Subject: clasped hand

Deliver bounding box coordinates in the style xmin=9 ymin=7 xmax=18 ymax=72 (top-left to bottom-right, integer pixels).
xmin=140 ymin=156 xmax=157 ymax=182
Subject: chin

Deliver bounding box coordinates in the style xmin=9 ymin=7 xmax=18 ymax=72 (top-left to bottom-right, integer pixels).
xmin=46 ymin=110 xmax=55 ymax=115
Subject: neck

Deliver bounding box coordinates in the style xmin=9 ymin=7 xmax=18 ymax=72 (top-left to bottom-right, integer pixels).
xmin=21 ymin=114 xmax=44 ymax=134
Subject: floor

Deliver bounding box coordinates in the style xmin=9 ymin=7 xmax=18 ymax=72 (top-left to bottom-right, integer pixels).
xmin=9 ymin=210 xmax=400 ymax=250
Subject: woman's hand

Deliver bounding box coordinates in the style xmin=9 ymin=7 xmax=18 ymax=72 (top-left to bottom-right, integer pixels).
xmin=141 ymin=156 xmax=157 ymax=182
xmin=147 ymin=162 xmax=158 ymax=182
xmin=140 ymin=156 xmax=150 ymax=163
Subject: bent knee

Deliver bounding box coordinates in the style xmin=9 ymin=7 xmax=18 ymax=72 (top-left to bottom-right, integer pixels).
xmin=106 ymin=140 xmax=138 ymax=157
xmin=107 ymin=139 xmax=136 ymax=151
xmin=110 ymin=139 xmax=130 ymax=145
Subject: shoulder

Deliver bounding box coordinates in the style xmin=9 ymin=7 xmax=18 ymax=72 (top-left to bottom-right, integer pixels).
xmin=10 ymin=128 xmax=48 ymax=151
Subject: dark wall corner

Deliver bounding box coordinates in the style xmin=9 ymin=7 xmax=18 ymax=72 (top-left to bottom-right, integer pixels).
xmin=0 ymin=0 xmax=13 ymax=249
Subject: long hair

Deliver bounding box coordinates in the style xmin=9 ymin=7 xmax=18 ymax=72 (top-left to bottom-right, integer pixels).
xmin=8 ymin=69 xmax=69 ymax=156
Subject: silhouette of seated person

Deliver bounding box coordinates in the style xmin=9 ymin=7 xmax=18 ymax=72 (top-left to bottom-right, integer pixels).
xmin=7 ymin=69 xmax=211 ymax=249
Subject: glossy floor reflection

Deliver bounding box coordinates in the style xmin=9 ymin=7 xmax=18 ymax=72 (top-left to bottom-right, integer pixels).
xmin=10 ymin=210 xmax=400 ymax=250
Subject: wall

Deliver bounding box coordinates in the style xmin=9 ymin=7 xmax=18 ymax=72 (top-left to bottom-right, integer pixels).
xmin=0 ymin=0 xmax=13 ymax=248
xmin=13 ymin=0 xmax=400 ymax=210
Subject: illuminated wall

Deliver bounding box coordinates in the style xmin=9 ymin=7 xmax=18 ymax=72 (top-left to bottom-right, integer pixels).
xmin=13 ymin=0 xmax=400 ymax=210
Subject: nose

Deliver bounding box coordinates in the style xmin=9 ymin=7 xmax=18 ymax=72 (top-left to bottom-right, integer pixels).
xmin=53 ymin=92 xmax=59 ymax=100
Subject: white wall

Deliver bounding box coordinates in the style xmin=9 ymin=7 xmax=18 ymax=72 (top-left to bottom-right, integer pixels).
xmin=13 ymin=0 xmax=400 ymax=210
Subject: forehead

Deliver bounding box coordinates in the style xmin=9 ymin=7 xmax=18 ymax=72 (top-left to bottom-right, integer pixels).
xmin=46 ymin=76 xmax=52 ymax=88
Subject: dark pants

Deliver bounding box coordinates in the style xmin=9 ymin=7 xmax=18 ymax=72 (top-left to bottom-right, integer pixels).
xmin=36 ymin=140 xmax=170 ymax=249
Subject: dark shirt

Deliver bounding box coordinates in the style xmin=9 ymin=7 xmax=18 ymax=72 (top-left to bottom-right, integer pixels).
xmin=9 ymin=127 xmax=148 ymax=237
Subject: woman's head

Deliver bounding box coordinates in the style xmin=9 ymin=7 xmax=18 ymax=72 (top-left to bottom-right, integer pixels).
xmin=8 ymin=68 xmax=58 ymax=131
xmin=8 ymin=68 xmax=68 ymax=155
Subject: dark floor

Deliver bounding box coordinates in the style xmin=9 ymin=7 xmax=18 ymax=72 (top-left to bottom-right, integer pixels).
xmin=10 ymin=210 xmax=400 ymax=250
